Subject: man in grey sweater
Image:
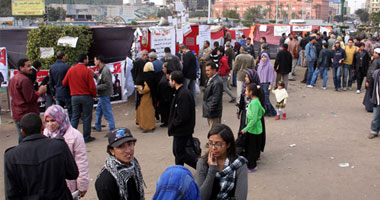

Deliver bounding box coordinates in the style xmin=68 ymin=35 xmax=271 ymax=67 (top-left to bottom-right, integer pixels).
xmin=93 ymin=55 xmax=116 ymax=132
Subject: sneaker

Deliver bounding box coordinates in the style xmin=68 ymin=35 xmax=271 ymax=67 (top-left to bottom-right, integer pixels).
xmin=229 ymin=98 xmax=236 ymax=103
xmin=92 ymin=126 xmax=101 ymax=132
xmin=160 ymin=123 xmax=168 ymax=127
xmin=343 ymin=87 xmax=347 ymax=91
xmin=321 ymin=87 xmax=326 ymax=90
xmin=348 ymin=87 xmax=352 ymax=91
xmin=282 ymin=113 xmax=287 ymax=120
xmin=84 ymin=136 xmax=96 ymax=143
xmin=368 ymin=133 xmax=378 ymax=139
xmin=248 ymin=168 xmax=257 ymax=173
xmin=275 ymin=115 xmax=280 ymax=120
xmin=307 ymin=85 xmax=313 ymax=88
xmin=356 ymin=90 xmax=361 ymax=94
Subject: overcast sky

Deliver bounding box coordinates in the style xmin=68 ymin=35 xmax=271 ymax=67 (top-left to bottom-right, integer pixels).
xmin=125 ymin=0 xmax=366 ymax=14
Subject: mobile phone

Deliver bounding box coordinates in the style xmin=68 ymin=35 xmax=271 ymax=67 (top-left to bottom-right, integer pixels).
xmin=212 ymin=155 xmax=215 ymax=162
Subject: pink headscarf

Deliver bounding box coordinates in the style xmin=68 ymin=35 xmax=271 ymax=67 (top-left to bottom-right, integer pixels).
xmin=44 ymin=105 xmax=71 ymax=138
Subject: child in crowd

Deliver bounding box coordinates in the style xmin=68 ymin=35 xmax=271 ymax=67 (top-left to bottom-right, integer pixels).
xmin=241 ymin=83 xmax=265 ymax=172
xmin=272 ymin=81 xmax=289 ymax=120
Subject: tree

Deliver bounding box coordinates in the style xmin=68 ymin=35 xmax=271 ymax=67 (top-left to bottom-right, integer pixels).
xmin=265 ymin=2 xmax=272 ymax=18
xmin=0 ymin=0 xmax=11 ymax=17
xmin=47 ymin=7 xmax=66 ymax=21
xmin=355 ymin=9 xmax=369 ymax=23
xmin=157 ymin=8 xmax=172 ymax=18
xmin=370 ymin=11 xmax=380 ymax=26
xmin=223 ymin=9 xmax=240 ymax=19
xmin=243 ymin=6 xmax=264 ymax=22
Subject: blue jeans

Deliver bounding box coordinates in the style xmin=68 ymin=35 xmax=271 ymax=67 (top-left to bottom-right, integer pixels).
xmin=56 ymin=97 xmax=72 ymax=120
xmin=332 ymin=66 xmax=342 ymax=89
xmin=95 ymin=96 xmax=115 ymax=131
xmin=71 ymin=95 xmax=94 ymax=141
xmin=371 ymin=106 xmax=380 ymax=133
xmin=261 ymin=82 xmax=277 ymax=116
xmin=342 ymin=64 xmax=353 ymax=88
xmin=15 ymin=120 xmax=24 ymax=144
xmin=306 ymin=61 xmax=315 ymax=85
xmin=184 ymin=78 xmax=196 ymax=103
xmin=310 ymin=67 xmax=328 ymax=87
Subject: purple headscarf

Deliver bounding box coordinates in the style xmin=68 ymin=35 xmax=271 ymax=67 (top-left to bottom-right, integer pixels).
xmin=241 ymin=69 xmax=261 ymax=95
xmin=257 ymin=53 xmax=275 ymax=84
xmin=44 ymin=105 xmax=71 ymax=138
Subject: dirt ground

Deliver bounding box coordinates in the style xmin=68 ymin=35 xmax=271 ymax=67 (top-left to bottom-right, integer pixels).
xmin=1 ymin=66 xmax=380 ymax=200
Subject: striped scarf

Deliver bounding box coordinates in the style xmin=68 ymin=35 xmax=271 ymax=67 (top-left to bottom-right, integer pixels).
xmin=215 ymin=156 xmax=247 ymax=199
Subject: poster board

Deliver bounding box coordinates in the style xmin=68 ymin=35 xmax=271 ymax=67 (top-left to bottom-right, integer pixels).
xmin=149 ymin=26 xmax=176 ymax=59
xmin=0 ymin=48 xmax=8 ymax=87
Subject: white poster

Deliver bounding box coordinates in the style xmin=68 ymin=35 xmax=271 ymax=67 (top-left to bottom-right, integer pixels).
xmin=0 ymin=47 xmax=8 ymax=87
xmin=177 ymin=28 xmax=184 ymax=43
xmin=292 ymin=25 xmax=312 ymax=32
xmin=274 ymin=26 xmax=291 ymax=36
xmin=168 ymin=16 xmax=173 ymax=24
xmin=197 ymin=25 xmax=211 ymax=49
xmin=320 ymin=26 xmax=331 ymax=34
xmin=259 ymin=25 xmax=267 ymax=32
xmin=175 ymin=2 xmax=184 ymax=11
xmin=57 ymin=36 xmax=78 ymax=48
xmin=40 ymin=47 xmax=54 ymax=59
xmin=149 ymin=26 xmax=176 ymax=58
xmin=184 ymin=24 xmax=192 ymax=36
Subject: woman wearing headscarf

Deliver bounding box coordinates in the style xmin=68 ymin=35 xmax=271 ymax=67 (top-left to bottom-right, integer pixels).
xmin=257 ymin=53 xmax=277 ymax=116
xmin=43 ymin=105 xmax=89 ymax=199
xmin=236 ymin=69 xmax=266 ymax=155
xmin=136 ymin=62 xmax=156 ymax=133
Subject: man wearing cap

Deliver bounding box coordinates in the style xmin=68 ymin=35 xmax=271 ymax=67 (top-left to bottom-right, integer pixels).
xmin=4 ymin=113 xmax=78 ymax=199
xmin=95 ymin=128 xmax=145 ymax=200
xmin=305 ymin=36 xmax=317 ymax=85
xmin=233 ymin=45 xmax=255 ymax=103
xmin=149 ymin=52 xmax=164 ymax=73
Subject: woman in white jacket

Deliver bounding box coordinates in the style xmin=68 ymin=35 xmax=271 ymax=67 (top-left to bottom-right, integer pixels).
xmin=43 ymin=105 xmax=89 ymax=199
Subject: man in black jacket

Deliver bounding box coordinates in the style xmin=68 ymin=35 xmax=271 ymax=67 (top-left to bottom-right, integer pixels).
xmin=203 ymin=63 xmax=223 ymax=130
xmin=274 ymin=44 xmax=293 ymax=89
xmin=168 ymin=71 xmax=197 ymax=169
xmin=182 ymin=45 xmax=197 ymax=103
xmin=4 ymin=113 xmax=78 ymax=200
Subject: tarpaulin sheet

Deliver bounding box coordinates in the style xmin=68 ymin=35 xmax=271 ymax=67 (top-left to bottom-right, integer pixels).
xmin=0 ymin=29 xmax=29 ymax=69
xmin=88 ymin=27 xmax=135 ymax=63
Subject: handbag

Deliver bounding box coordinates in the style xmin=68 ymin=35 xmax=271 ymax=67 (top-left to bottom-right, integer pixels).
xmin=235 ymin=133 xmax=247 ymax=156
xmin=186 ymin=137 xmax=202 ymax=157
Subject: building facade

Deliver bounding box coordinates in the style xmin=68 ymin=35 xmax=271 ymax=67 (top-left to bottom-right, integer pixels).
xmin=367 ymin=0 xmax=380 ymax=13
xmin=212 ymin=0 xmax=332 ymax=21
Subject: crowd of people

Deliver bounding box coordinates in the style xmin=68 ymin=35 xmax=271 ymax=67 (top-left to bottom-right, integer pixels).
xmin=4 ymin=27 xmax=380 ymax=199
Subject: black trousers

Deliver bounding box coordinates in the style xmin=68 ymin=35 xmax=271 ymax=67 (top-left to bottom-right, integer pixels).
xmin=246 ymin=133 xmax=263 ymax=169
xmin=356 ymin=70 xmax=365 ymax=91
xmin=159 ymin=101 xmax=170 ymax=124
xmin=173 ymin=135 xmax=197 ymax=169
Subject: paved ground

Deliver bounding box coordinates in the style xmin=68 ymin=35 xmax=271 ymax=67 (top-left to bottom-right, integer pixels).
xmin=1 ymin=66 xmax=380 ymax=200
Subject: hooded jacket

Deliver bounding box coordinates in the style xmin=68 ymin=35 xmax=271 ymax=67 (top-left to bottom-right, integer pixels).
xmin=153 ymin=165 xmax=200 ymax=200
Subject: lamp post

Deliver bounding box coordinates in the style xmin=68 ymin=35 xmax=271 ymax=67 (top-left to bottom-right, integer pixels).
xmin=208 ymin=0 xmax=211 ymax=24
xmin=275 ymin=0 xmax=279 ymax=23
